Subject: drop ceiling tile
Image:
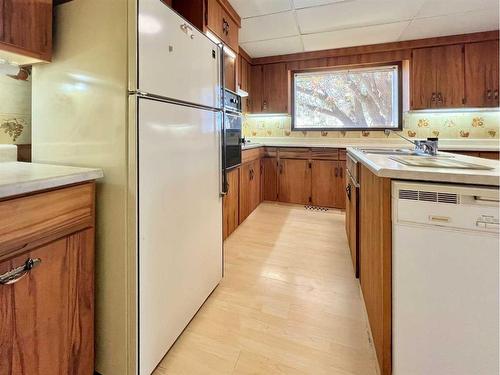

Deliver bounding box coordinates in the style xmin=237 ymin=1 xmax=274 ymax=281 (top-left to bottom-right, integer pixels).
xmin=229 ymin=0 xmax=292 ymax=18
xmin=302 ymin=21 xmax=410 ymax=51
xmin=293 ymin=0 xmax=348 ymax=9
xmin=296 ymin=0 xmax=425 ymax=34
xmin=400 ymin=9 xmax=499 ymax=41
xmin=239 ymin=11 xmax=300 ymax=43
xmin=416 ymin=0 xmax=499 ymax=18
xmin=240 ymin=36 xmax=304 ymax=58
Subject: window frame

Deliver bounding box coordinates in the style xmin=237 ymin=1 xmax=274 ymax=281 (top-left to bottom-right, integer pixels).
xmin=290 ymin=61 xmax=403 ymax=132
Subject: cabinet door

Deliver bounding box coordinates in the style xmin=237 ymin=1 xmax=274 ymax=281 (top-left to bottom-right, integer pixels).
xmin=436 ymin=44 xmax=464 ymax=108
xmin=239 ymin=162 xmax=252 ymax=223
xmin=412 ymin=45 xmax=465 ymax=109
xmin=411 ymin=47 xmax=438 ymax=109
xmin=250 ymin=159 xmax=261 ymax=212
xmin=278 ymin=159 xmax=311 ymax=205
xmin=223 ymin=168 xmax=239 ymax=239
xmin=224 ymin=52 xmax=237 ymax=92
xmin=239 ymin=55 xmax=249 ymax=92
xmin=0 ymin=0 xmax=52 ymax=61
xmin=465 ymin=41 xmax=499 ymax=107
xmin=249 ymin=65 xmax=263 ymax=113
xmin=206 ymin=0 xmax=225 ymax=41
xmin=0 ymin=229 xmax=94 ymax=375
xmin=336 ymin=161 xmax=346 ymax=209
xmin=262 ymin=158 xmax=278 ymax=201
xmin=311 ymin=160 xmax=346 ymax=208
xmin=263 ymin=63 xmax=288 ymax=113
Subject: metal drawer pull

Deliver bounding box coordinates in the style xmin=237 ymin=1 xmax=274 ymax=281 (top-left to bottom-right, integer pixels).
xmin=0 ymin=258 xmax=41 ymax=285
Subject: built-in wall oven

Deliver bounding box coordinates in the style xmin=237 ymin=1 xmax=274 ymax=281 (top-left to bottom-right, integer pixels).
xmin=223 ymin=89 xmax=242 ymax=169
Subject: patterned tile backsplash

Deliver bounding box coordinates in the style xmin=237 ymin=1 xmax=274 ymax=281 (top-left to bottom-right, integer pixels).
xmin=0 ymin=74 xmax=32 ymax=145
xmin=243 ymin=111 xmax=500 ymax=140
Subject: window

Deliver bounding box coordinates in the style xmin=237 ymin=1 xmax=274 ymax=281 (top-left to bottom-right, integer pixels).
xmin=292 ymin=63 xmax=402 ymax=131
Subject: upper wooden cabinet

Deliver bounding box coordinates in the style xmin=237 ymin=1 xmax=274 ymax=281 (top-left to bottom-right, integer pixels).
xmin=0 ymin=0 xmax=53 ymax=63
xmin=172 ymin=0 xmax=240 ymax=53
xmin=465 ymin=41 xmax=499 ymax=107
xmin=250 ymin=63 xmax=288 ymax=113
xmin=411 ymin=45 xmax=465 ymax=109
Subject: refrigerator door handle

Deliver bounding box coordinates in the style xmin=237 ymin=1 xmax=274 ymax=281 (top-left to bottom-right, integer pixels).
xmin=219 ymin=45 xmax=228 ymax=197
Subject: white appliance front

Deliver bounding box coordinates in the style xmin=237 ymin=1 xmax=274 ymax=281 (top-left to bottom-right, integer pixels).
xmin=392 ymin=182 xmax=499 ymax=375
xmin=137 ymin=0 xmax=220 ymax=108
xmin=138 ymin=98 xmax=223 ymax=375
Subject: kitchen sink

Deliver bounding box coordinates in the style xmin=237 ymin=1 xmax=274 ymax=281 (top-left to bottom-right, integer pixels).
xmin=357 ymin=148 xmax=453 ymax=157
xmin=389 ymin=155 xmax=494 ymax=170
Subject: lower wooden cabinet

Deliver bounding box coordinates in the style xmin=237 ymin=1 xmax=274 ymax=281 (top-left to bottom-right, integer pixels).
xmin=223 ymin=168 xmax=239 ymax=240
xmin=0 ymin=183 xmax=96 ymax=375
xmin=278 ymin=159 xmax=312 ymax=205
xmin=239 ymin=159 xmax=260 ymax=223
xmin=261 ymin=157 xmax=278 ymax=201
xmin=311 ymin=160 xmax=346 ymax=209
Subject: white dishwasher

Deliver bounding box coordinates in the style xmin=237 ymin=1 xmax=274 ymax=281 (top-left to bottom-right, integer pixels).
xmin=392 ymin=181 xmax=499 ymax=375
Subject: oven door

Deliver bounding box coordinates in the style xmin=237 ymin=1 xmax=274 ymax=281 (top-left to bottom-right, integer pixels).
xmin=224 ymin=111 xmax=242 ymax=169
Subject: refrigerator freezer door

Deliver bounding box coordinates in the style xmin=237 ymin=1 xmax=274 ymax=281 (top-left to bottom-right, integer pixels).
xmin=138 ymin=98 xmax=223 ymax=375
xmin=138 ymin=0 xmax=220 ymax=108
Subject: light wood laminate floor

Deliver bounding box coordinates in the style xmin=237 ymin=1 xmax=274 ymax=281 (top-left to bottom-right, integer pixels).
xmin=154 ymin=203 xmax=379 ymax=375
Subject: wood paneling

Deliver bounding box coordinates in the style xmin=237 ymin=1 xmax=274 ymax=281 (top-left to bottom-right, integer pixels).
xmin=465 ymin=40 xmax=499 ymax=107
xmin=252 ymin=31 xmax=499 ymax=65
xmin=0 ymin=0 xmax=53 ymax=62
xmin=411 ymin=44 xmax=465 ymax=109
xmin=278 ymin=159 xmax=311 ymax=205
xmin=479 ymin=151 xmax=500 ymax=160
xmin=261 ymin=158 xmax=278 ymax=201
xmin=0 ymin=183 xmax=95 ymax=261
xmin=359 ymin=164 xmax=392 ymax=375
xmin=337 ymin=161 xmax=346 ymax=209
xmin=223 ymin=168 xmax=239 ymax=240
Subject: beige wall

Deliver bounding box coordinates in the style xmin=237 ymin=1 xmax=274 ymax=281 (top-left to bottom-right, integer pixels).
xmin=0 ymin=74 xmax=31 ymax=144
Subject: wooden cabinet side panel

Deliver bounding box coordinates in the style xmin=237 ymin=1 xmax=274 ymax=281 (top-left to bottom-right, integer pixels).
xmin=278 ymin=159 xmax=311 ymax=205
xmin=238 ymin=163 xmax=252 ymax=224
xmin=251 ymin=159 xmax=261 ymax=212
xmin=359 ymin=165 xmax=392 ymax=375
xmin=0 ymin=228 xmax=94 ymax=375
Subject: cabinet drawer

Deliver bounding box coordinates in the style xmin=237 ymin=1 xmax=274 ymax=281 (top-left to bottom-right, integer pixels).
xmin=0 ymin=183 xmax=95 ymax=260
xmin=263 ymin=147 xmax=277 ymax=157
xmin=279 ymin=147 xmax=311 ymax=159
xmin=311 ymin=148 xmax=339 ymax=160
xmin=242 ymin=147 xmax=263 ymax=163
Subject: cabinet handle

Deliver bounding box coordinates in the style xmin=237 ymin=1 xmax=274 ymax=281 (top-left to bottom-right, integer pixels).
xmin=339 ymin=167 xmax=343 ymax=178
xmin=431 ymin=92 xmax=436 ymax=103
xmin=335 ymin=167 xmax=338 ymax=177
xmin=437 ymin=92 xmax=444 ymax=105
xmin=495 ymin=90 xmax=499 ymax=100
xmin=487 ymin=90 xmax=492 ymax=100
xmin=346 ymin=184 xmax=351 ymax=201
xmin=279 ymin=163 xmax=283 ymax=174
xmin=0 ymin=258 xmax=42 ymax=285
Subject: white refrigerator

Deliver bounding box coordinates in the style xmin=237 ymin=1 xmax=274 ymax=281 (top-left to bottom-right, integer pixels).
xmin=32 ymin=1 xmax=223 ymax=374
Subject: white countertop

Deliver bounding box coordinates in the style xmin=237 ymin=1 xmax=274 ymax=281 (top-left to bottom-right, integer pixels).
xmin=347 ymin=148 xmax=500 ymax=186
xmin=245 ymin=138 xmax=500 ymax=151
xmin=0 ymin=162 xmax=104 ymax=199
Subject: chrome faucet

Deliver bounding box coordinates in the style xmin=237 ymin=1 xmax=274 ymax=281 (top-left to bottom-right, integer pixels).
xmin=384 ymin=129 xmax=439 ymax=156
